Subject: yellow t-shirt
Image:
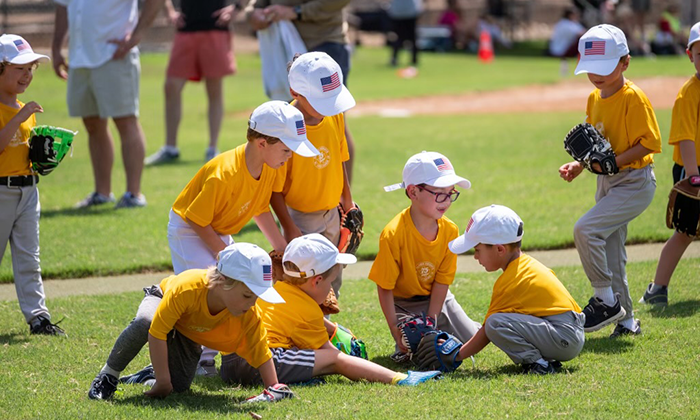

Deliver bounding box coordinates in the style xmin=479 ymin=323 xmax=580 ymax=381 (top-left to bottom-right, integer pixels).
xmin=149 ymin=269 xmax=272 ymax=368
xmin=484 ymin=254 xmax=581 ymax=322
xmin=256 ymin=281 xmax=328 ymax=350
xmin=0 ymin=100 xmax=35 ymax=177
xmin=368 ymin=207 xmax=459 ymax=299
xmin=282 ymin=112 xmax=349 ymax=212
xmin=172 ymin=144 xmax=286 ymax=235
xmin=586 ymin=80 xmax=662 ymax=170
xmin=668 ymin=75 xmax=700 ymax=167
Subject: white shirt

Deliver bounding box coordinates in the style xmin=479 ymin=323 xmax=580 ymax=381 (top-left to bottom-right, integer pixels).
xmin=55 ymin=0 xmax=138 ymax=69
xmin=549 ymin=19 xmax=585 ymax=57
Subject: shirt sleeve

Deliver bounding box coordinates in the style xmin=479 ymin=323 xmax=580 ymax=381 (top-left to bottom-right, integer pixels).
xmin=368 ymin=231 xmax=400 ymax=290
xmin=183 ymin=177 xmax=226 ymax=227
xmin=626 ymin=98 xmax=662 ymax=153
xmin=149 ymin=289 xmax=188 ymax=340
xmin=337 ymin=113 xmax=349 ymax=162
xmin=669 ymin=90 xmax=699 ymax=145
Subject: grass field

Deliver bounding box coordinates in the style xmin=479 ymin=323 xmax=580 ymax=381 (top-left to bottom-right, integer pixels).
xmin=1 ymin=257 xmax=699 ymax=419
xmin=0 ymin=48 xmax=690 ymax=282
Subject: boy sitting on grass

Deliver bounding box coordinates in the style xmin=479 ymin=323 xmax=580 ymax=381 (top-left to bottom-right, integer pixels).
xmin=220 ymin=233 xmax=442 ymax=386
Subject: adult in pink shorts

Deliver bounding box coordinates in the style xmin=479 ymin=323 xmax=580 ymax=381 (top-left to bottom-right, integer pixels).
xmin=145 ymin=0 xmax=237 ymax=165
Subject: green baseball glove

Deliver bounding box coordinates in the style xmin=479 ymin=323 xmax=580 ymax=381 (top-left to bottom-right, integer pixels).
xmin=29 ymin=125 xmax=76 ymax=176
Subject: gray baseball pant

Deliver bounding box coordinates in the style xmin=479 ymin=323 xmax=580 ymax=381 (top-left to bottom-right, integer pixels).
xmin=485 ymin=311 xmax=585 ymax=364
xmin=573 ymin=165 xmax=656 ymax=322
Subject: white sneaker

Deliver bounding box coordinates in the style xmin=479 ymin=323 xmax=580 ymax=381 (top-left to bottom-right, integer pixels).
xmin=145 ymin=146 xmax=180 ymax=166
xmin=74 ymin=192 xmax=115 ymax=209
xmin=115 ymin=192 xmax=147 ymax=209
xmin=195 ymin=360 xmax=218 ymax=377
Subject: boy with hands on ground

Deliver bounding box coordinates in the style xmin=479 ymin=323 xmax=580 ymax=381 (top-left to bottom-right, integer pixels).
xmin=450 ymin=205 xmax=585 ymax=374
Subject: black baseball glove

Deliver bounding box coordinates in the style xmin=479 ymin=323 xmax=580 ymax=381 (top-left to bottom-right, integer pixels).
xmin=564 ymin=123 xmax=619 ymax=175
xmin=666 ymin=175 xmax=700 ymax=237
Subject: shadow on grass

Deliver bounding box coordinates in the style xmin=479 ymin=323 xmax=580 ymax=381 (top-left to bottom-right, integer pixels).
xmin=115 ymin=389 xmax=261 ymax=415
xmin=0 ymin=332 xmax=29 ymax=345
xmin=646 ymin=299 xmax=700 ymax=318
xmin=449 ymin=362 xmax=580 ymax=380
xmin=41 ymin=206 xmax=116 ymax=219
xmin=580 ymin=336 xmax=635 ymax=354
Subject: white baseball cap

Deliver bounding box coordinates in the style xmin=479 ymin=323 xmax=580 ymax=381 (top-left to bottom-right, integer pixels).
xmin=449 ymin=204 xmax=524 ymax=254
xmin=216 ymin=243 xmax=285 ymax=304
xmin=0 ymin=34 xmax=49 ymax=65
xmin=384 ymin=151 xmax=471 ymax=192
xmin=282 ymin=233 xmax=357 ymax=278
xmin=248 ymin=101 xmax=320 ymax=157
xmin=288 ymin=52 xmax=356 ymax=117
xmin=574 ymin=24 xmax=629 ymax=76
xmin=688 ymin=22 xmax=700 ymax=49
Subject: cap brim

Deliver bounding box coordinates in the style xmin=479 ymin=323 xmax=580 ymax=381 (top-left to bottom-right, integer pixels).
xmin=427 ymin=174 xmax=471 ymax=190
xmin=448 ymin=234 xmax=477 ymax=255
xmin=281 ymin=137 xmax=320 ymax=157
xmin=306 ymin=86 xmax=356 ymax=116
xmin=336 ymin=253 xmax=357 ymax=265
xmin=574 ymin=58 xmax=618 ymax=76
xmin=249 ymin=284 xmax=286 ymax=304
xmin=10 ymin=53 xmax=50 ymax=65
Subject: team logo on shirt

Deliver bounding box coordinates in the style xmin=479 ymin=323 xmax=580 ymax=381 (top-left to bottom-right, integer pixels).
xmin=188 ymin=325 xmax=212 ymax=333
xmin=595 ymin=122 xmax=606 ymax=138
xmin=8 ymin=130 xmax=24 ymax=147
xmin=416 ymin=261 xmax=436 ymax=285
xmin=313 ymin=146 xmax=330 ymax=169
xmin=237 ymin=201 xmax=251 ymax=217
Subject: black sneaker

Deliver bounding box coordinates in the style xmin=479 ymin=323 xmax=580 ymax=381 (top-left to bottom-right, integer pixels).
xmin=639 ymin=283 xmax=668 ymax=306
xmin=29 ymin=316 xmax=67 ymax=337
xmin=582 ymin=295 xmax=626 ymax=333
xmin=88 ymin=373 xmax=118 ymax=400
xmin=610 ymin=319 xmax=642 ymax=339
xmin=119 ymin=365 xmax=155 ymax=385
xmin=522 ymin=362 xmax=557 ymax=375
xmin=549 ymin=360 xmax=563 ymax=371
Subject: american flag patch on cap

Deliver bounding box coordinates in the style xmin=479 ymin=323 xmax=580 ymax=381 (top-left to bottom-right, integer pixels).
xmin=433 ymin=158 xmax=452 ymax=171
xmin=320 ymin=72 xmax=340 ymax=92
xmin=262 ymin=265 xmax=272 ymax=282
xmin=13 ymin=39 xmax=28 ymax=51
xmin=295 ymin=120 xmax=306 ymax=135
xmin=584 ymin=41 xmax=605 ymax=56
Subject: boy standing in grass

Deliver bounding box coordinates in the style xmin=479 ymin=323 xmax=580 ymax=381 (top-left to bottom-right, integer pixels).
xmin=642 ymin=22 xmax=700 ymax=307
xmin=368 ymin=151 xmax=480 ymax=362
xmin=220 ymin=233 xmax=442 ymax=386
xmin=450 ymin=205 xmax=585 ymax=374
xmin=88 ymin=243 xmax=292 ymax=402
xmin=0 ymin=35 xmax=65 ymax=337
xmin=271 ymin=51 xmax=356 ymax=300
xmin=168 ymin=100 xmax=318 ymax=375
xmin=559 ymin=24 xmax=661 ymax=337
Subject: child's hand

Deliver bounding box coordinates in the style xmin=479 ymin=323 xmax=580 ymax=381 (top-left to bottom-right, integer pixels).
xmin=16 ymin=102 xmax=43 ymax=123
xmin=391 ymin=325 xmax=409 ymax=353
xmin=559 ymin=161 xmax=583 ymax=182
xmin=144 ymin=380 xmax=173 ymax=398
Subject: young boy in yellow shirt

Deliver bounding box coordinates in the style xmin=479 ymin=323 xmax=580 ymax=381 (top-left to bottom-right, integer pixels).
xmin=168 ymin=100 xmax=318 ymax=374
xmin=559 ymin=24 xmax=661 ymax=337
xmin=450 ymin=205 xmax=585 ymax=374
xmin=0 ymin=35 xmax=65 ymax=336
xmin=271 ymin=52 xmax=356 ymax=300
xmin=88 ymin=243 xmax=291 ymax=402
xmin=642 ymin=22 xmax=700 ymax=306
xmin=219 ymin=234 xmax=441 ymax=386
xmin=369 ymin=151 xmax=480 ymax=362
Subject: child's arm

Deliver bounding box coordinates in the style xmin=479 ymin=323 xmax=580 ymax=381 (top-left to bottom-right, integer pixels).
xmin=427 ymin=283 xmax=449 ymax=321
xmin=270 ymin=192 xmax=302 ymax=243
xmin=145 ymin=333 xmax=173 ymax=398
xmin=455 ymin=327 xmax=490 ymax=362
xmin=678 ymin=140 xmax=699 ymax=176
xmin=0 ymin=102 xmax=43 ymax=153
xmin=257 ymin=357 xmax=281 ymax=388
xmin=52 ymin=6 xmax=69 ymax=80
xmin=376 ymin=286 xmax=408 ymax=353
xmin=254 ymin=211 xmax=287 ymax=253
xmin=559 ymin=161 xmax=584 ymax=182
xmin=323 ymin=317 xmax=336 ymax=337
xmin=339 ymin=162 xmax=354 ymax=211
xmin=184 ymin=218 xmax=228 ymax=257
xmin=611 ymin=143 xmax=654 ymax=170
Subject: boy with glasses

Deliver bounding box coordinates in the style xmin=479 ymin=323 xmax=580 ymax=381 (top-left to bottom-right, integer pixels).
xmin=369 ymin=151 xmax=480 ymax=362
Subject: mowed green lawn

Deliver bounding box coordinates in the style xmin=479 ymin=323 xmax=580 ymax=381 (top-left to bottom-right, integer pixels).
xmin=1 ymin=258 xmax=698 ymax=419
xmin=0 ymin=48 xmax=690 ymax=282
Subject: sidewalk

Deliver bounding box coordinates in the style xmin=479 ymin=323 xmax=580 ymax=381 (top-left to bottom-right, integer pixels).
xmin=1 ymin=242 xmax=699 ymax=301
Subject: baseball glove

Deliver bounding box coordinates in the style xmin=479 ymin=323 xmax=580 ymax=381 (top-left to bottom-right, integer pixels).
xmin=269 ymin=250 xmax=284 ymax=283
xmin=319 ymin=287 xmax=340 ymax=315
xmin=666 ymin=175 xmax=700 ymax=237
xmin=330 ymin=323 xmax=368 ymax=359
xmin=563 ymin=123 xmax=619 ymax=176
xmin=413 ymin=331 xmax=463 ymax=373
xmin=338 ymin=203 xmax=364 ymax=255
xmin=396 ymin=312 xmax=437 ymax=356
xmin=28 ymin=125 xmax=76 ymax=176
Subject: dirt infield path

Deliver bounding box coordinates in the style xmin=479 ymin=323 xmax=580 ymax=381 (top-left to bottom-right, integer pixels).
xmin=2 ymin=242 xmax=699 ymax=301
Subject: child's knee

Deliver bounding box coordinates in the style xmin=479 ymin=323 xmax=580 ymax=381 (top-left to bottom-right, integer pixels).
xmin=573 ymin=219 xmax=592 ymax=241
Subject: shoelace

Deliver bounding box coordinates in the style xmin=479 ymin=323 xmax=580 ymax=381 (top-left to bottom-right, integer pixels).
xmin=42 ymin=317 xmax=65 ymax=333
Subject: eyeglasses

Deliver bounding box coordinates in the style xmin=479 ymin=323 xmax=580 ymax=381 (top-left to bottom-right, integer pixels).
xmin=416 ymin=185 xmax=460 ymax=203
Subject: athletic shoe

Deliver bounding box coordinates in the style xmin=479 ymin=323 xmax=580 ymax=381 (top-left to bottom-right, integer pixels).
xmin=549 ymin=360 xmax=563 ymax=371
xmin=119 ymin=365 xmax=155 ymax=385
xmin=397 ymin=370 xmax=442 ymax=386
xmin=610 ymin=319 xmax=642 ymax=339
xmin=205 ymin=148 xmax=219 ymax=162
xmin=522 ymin=362 xmax=557 ymax=375
xmin=195 ymin=360 xmax=218 ymax=377
xmin=88 ymin=373 xmax=118 ymax=400
xmin=29 ymin=316 xmax=66 ymax=337
xmin=115 ymin=192 xmax=147 ymax=209
xmin=639 ymin=283 xmax=668 ymax=306
xmin=244 ymin=383 xmax=295 ymax=403
xmin=582 ymin=295 xmax=626 ymax=333
xmin=145 ymin=147 xmax=180 ymax=166
xmin=74 ymin=192 xmax=115 ymax=209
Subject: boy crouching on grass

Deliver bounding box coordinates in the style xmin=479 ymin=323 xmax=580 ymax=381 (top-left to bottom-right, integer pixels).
xmin=88 ymin=243 xmax=292 ymax=402
xmin=220 ymin=234 xmax=442 ymax=386
xmin=449 ymin=205 xmax=585 ymax=374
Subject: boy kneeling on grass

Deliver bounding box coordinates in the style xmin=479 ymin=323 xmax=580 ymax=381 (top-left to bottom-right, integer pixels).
xmin=449 ymin=205 xmax=585 ymax=374
xmin=88 ymin=243 xmax=292 ymax=403
xmin=220 ymin=233 xmax=442 ymax=386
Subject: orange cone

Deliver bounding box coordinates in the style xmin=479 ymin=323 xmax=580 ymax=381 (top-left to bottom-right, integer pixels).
xmin=478 ymin=29 xmax=494 ymax=63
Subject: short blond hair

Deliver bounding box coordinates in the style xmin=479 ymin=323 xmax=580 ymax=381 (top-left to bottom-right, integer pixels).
xmin=206 ymin=267 xmax=243 ymax=290
xmin=280 ymin=261 xmax=336 ymax=286
xmin=246 ymin=128 xmax=281 ymax=144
